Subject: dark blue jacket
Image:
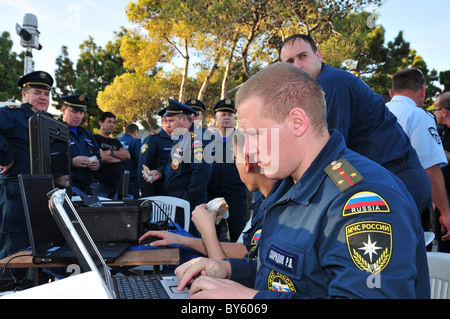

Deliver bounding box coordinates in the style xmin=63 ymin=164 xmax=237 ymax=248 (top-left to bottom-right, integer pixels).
xmin=230 ymin=130 xmax=430 ymax=299
xmin=119 ymin=133 xmax=141 ymax=181
xmin=68 ymin=126 xmax=101 ymax=194
xmin=316 ymin=63 xmax=431 ymax=213
xmin=0 ymin=103 xmax=35 ymax=179
xmin=138 ymin=129 xmax=173 ymax=197
xmin=161 ymin=124 xmax=212 ymax=210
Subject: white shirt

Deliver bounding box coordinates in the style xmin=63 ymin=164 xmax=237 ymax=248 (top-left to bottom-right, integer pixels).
xmin=386 ymin=95 xmax=447 ymax=169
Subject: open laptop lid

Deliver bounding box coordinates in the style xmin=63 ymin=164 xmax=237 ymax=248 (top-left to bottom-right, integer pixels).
xmin=48 ymin=189 xmax=116 ymax=298
xmin=18 ymin=174 xmax=62 ymax=254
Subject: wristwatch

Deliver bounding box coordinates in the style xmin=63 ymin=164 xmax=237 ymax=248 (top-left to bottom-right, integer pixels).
xmin=110 ymin=149 xmax=114 ymax=156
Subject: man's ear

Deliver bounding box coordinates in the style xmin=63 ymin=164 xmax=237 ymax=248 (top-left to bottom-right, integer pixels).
xmin=245 ymin=154 xmax=252 ymax=173
xmin=289 ymin=107 xmax=308 ymax=137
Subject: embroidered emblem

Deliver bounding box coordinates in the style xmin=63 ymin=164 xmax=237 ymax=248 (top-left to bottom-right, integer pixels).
xmin=324 ymin=158 xmax=364 ymax=193
xmin=194 ymin=148 xmax=203 ymax=161
xmin=267 ymin=270 xmax=296 ymax=293
xmin=429 ymin=127 xmax=442 ymax=144
xmin=171 ymin=159 xmax=180 ymax=170
xmin=343 ymin=192 xmax=390 ymax=217
xmin=140 ymin=144 xmax=148 ymax=154
xmin=345 ymin=221 xmax=392 ymax=274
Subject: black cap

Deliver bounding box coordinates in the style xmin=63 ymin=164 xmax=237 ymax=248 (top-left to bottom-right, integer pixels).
xmin=163 ymin=99 xmax=196 ymax=116
xmin=185 ymin=99 xmax=206 ymax=113
xmin=157 ymin=107 xmax=167 ymax=117
xmin=61 ymin=94 xmax=89 ymax=112
xmin=17 ymin=71 xmax=53 ymax=91
xmin=214 ymin=98 xmax=236 ymax=114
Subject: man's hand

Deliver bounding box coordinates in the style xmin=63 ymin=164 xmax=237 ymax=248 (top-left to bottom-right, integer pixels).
xmin=175 ymin=257 xmax=231 ymax=290
xmin=188 ymin=276 xmax=258 ymax=299
xmin=440 ymin=213 xmax=450 ymax=241
xmin=0 ymin=160 xmax=14 ymax=174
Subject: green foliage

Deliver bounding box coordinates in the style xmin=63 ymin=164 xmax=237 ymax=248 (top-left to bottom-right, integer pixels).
xmin=0 ymin=31 xmax=25 ymax=102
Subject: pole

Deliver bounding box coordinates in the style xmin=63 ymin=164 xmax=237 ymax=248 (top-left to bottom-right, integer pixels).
xmin=24 ymin=47 xmax=33 ymax=75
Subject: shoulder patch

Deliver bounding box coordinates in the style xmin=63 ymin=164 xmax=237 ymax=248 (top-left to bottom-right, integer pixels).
xmin=140 ymin=144 xmax=148 ymax=154
xmin=345 ymin=221 xmax=392 ymax=274
xmin=5 ymin=104 xmax=21 ymax=110
xmin=324 ymin=158 xmax=364 ymax=193
xmin=343 ymin=191 xmax=390 ymax=217
xmin=428 ymin=127 xmax=442 ymax=144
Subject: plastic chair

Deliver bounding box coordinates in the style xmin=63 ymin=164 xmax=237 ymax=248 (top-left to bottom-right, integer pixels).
xmin=427 ymin=252 xmax=450 ymax=299
xmin=139 ymin=196 xmax=190 ymax=231
xmin=424 ymin=231 xmax=435 ymax=246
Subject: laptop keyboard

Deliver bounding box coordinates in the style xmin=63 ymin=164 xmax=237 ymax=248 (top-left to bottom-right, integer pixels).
xmin=114 ymin=275 xmax=169 ymax=299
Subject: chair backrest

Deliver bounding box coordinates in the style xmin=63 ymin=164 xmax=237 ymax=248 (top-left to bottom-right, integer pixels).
xmin=140 ymin=196 xmax=190 ymax=231
xmin=427 ymin=252 xmax=450 ymax=299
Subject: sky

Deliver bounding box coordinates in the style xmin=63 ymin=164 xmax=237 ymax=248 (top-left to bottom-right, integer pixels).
xmin=1 ymin=0 xmax=450 ymax=84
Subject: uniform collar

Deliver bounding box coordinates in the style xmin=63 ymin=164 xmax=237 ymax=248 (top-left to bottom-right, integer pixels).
xmin=281 ymin=130 xmax=347 ymax=206
xmin=389 ymin=95 xmax=417 ymax=107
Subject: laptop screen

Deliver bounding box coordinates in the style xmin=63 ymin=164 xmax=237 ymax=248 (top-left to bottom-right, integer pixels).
xmin=19 ymin=174 xmax=60 ymax=252
xmin=48 ymin=189 xmax=116 ymax=298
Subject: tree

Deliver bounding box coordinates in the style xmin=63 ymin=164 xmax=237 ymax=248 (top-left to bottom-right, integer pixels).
xmin=0 ymin=31 xmax=25 ymax=102
xmin=53 ymin=33 xmax=126 ymax=130
xmin=52 ymin=45 xmax=76 ymax=104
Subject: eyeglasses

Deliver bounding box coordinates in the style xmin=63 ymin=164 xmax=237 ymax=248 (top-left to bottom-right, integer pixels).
xmin=430 ymin=108 xmax=446 ymax=113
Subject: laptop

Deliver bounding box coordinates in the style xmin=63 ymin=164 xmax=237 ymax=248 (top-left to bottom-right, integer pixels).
xmin=48 ymin=188 xmax=190 ymax=299
xmin=18 ymin=174 xmax=129 ymax=264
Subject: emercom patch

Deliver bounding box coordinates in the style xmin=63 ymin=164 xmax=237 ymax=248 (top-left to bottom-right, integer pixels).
xmin=345 ymin=221 xmax=392 ymax=274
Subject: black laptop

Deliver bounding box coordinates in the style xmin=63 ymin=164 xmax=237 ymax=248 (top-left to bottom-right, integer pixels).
xmin=18 ymin=174 xmax=129 ymax=264
xmin=48 ymin=188 xmax=190 ymax=299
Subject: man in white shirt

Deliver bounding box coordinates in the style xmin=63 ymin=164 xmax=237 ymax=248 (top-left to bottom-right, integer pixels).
xmin=386 ymin=68 xmax=450 ymax=235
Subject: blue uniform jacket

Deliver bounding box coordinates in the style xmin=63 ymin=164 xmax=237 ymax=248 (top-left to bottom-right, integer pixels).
xmin=229 ymin=130 xmax=430 ymax=299
xmin=160 ymin=124 xmax=212 ymax=211
xmin=206 ymin=130 xmax=246 ymax=195
xmin=68 ymin=126 xmax=101 ymax=194
xmin=138 ymin=129 xmax=173 ymax=197
xmin=316 ymin=63 xmax=431 ymax=214
xmin=0 ymin=104 xmax=35 ymax=179
xmin=119 ymin=133 xmax=142 ymax=180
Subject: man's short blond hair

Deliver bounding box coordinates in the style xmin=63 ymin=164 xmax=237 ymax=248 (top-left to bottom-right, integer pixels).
xmin=235 ymin=62 xmax=327 ymax=131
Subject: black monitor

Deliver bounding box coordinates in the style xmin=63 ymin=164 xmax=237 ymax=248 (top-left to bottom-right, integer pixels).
xmin=29 ymin=111 xmax=71 ymax=189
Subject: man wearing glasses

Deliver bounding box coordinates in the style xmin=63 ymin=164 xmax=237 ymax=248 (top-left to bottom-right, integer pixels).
xmin=433 ymin=92 xmax=450 ymax=251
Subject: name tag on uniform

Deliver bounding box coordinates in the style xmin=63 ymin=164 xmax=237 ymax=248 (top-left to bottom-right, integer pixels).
xmin=266 ymin=245 xmax=298 ymax=275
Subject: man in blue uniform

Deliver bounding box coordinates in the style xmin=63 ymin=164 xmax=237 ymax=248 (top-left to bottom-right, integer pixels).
xmin=118 ymin=123 xmax=141 ymax=199
xmin=60 ymin=94 xmax=101 ymax=195
xmin=139 ymin=107 xmax=173 ymax=197
xmin=278 ymin=34 xmax=432 ymax=217
xmin=0 ymin=71 xmax=53 ymax=261
xmin=144 ymin=100 xmax=212 ymax=235
xmin=175 ymin=63 xmax=430 ymax=299
xmin=206 ymin=99 xmax=248 ymax=242
xmin=185 ymin=98 xmax=206 ymax=129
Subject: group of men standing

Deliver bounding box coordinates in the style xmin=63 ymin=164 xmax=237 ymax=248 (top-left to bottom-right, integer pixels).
xmin=0 ymin=70 xmax=249 ymax=271
xmin=139 ymin=98 xmax=248 ymax=241
xmin=2 ymin=32 xmax=450 ymax=298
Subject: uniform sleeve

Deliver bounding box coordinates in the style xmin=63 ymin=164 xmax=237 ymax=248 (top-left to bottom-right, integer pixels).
xmin=0 ymin=110 xmax=15 ymax=166
xmin=318 ymin=185 xmax=429 ymax=299
xmin=407 ymin=112 xmax=447 ymax=169
xmin=138 ymin=135 xmax=157 ymax=195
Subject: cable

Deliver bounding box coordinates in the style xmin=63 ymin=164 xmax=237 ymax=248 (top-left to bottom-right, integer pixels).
xmin=0 ymin=252 xmax=33 ymax=292
xmin=139 ymin=200 xmax=180 ymax=232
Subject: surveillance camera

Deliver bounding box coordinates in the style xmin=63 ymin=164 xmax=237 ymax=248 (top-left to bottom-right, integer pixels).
xmin=15 ymin=13 xmax=42 ymax=50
